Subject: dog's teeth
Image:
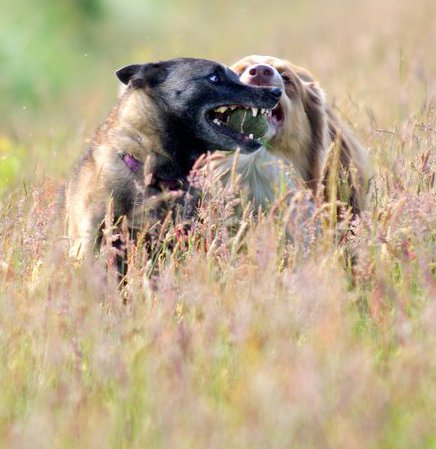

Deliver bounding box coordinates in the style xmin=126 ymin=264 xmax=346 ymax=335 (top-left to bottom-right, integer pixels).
xmin=248 ymin=134 xmax=254 ymax=140
xmin=261 ymin=109 xmax=266 ymax=114
xmin=213 ymin=119 xmax=221 ymax=126
xmin=230 ymin=106 xmax=237 ymax=110
xmin=216 ymin=106 xmax=228 ymax=113
xmin=251 ymin=108 xmax=259 ymax=117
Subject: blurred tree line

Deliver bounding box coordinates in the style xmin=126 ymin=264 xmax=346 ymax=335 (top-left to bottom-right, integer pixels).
xmin=0 ymin=0 xmax=172 ymax=122
xmin=1 ymin=0 xmax=105 ymax=109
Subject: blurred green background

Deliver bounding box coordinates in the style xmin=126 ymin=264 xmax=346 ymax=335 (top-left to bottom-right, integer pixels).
xmin=1 ymin=0 xmax=435 ymax=194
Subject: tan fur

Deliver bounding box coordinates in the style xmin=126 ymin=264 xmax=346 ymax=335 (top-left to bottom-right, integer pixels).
xmin=214 ymin=55 xmax=370 ymax=213
xmin=65 ymin=89 xmax=169 ymax=259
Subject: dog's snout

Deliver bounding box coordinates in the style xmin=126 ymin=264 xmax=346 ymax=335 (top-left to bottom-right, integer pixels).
xmin=243 ymin=63 xmax=281 ymax=87
xmin=245 ymin=64 xmax=275 ymax=86
xmin=270 ymin=87 xmax=282 ymax=99
xmin=248 ymin=64 xmax=273 ymax=78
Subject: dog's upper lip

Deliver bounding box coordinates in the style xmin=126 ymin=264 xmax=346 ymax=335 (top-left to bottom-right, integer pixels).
xmin=207 ymin=88 xmax=281 ymax=112
xmin=208 ymin=103 xmax=274 ymax=112
xmin=207 ymin=104 xmax=274 ymax=118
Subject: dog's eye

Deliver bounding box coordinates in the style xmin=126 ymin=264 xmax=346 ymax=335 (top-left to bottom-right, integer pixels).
xmin=281 ymin=74 xmax=292 ymax=84
xmin=208 ymin=73 xmax=221 ymax=84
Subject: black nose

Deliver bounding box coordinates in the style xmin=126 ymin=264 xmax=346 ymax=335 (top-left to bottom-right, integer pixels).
xmin=270 ymin=87 xmax=282 ymax=99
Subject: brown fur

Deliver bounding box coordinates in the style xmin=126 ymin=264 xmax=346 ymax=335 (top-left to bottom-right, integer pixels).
xmin=65 ymin=90 xmax=168 ymax=259
xmin=214 ymin=55 xmax=370 ymax=213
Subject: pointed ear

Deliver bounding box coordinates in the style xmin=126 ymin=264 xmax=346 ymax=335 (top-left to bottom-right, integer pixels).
xmin=115 ymin=62 xmax=169 ymax=89
xmin=116 ymin=64 xmax=143 ymax=85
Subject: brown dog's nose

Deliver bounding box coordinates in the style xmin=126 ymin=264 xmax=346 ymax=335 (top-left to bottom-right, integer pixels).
xmin=241 ymin=64 xmax=281 ymax=87
xmin=247 ymin=64 xmax=275 ymax=85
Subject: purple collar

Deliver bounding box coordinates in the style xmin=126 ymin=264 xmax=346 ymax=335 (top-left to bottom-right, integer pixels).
xmin=120 ymin=152 xmax=144 ymax=173
xmin=119 ymin=151 xmax=184 ymax=191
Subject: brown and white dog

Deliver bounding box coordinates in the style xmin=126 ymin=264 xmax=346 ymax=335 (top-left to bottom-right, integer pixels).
xmin=212 ymin=55 xmax=370 ymax=214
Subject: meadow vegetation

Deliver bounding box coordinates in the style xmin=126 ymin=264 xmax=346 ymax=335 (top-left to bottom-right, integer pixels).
xmin=0 ymin=0 xmax=435 ymax=447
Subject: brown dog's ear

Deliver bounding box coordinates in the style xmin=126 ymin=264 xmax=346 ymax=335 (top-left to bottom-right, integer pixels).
xmin=115 ymin=62 xmax=169 ymax=88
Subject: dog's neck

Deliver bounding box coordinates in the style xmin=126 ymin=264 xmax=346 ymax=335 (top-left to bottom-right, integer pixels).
xmin=106 ymin=92 xmax=168 ymax=159
xmin=118 ymin=150 xmax=187 ymax=193
xmin=268 ymin=120 xmax=329 ymax=192
xmin=106 ymin=92 xmax=204 ymax=181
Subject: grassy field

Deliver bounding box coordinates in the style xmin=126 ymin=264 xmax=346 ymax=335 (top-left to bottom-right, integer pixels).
xmin=0 ymin=0 xmax=435 ymax=448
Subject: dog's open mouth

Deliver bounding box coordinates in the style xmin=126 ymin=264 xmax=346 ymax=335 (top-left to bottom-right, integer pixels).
xmin=207 ymin=105 xmax=272 ymax=143
xmin=269 ymin=103 xmax=284 ymax=128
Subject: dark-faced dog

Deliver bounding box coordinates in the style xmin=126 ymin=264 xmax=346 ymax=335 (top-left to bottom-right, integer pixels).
xmin=64 ymin=58 xmax=281 ymax=259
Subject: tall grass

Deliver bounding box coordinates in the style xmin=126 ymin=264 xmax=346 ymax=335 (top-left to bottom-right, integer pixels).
xmin=0 ymin=0 xmax=435 ymax=447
